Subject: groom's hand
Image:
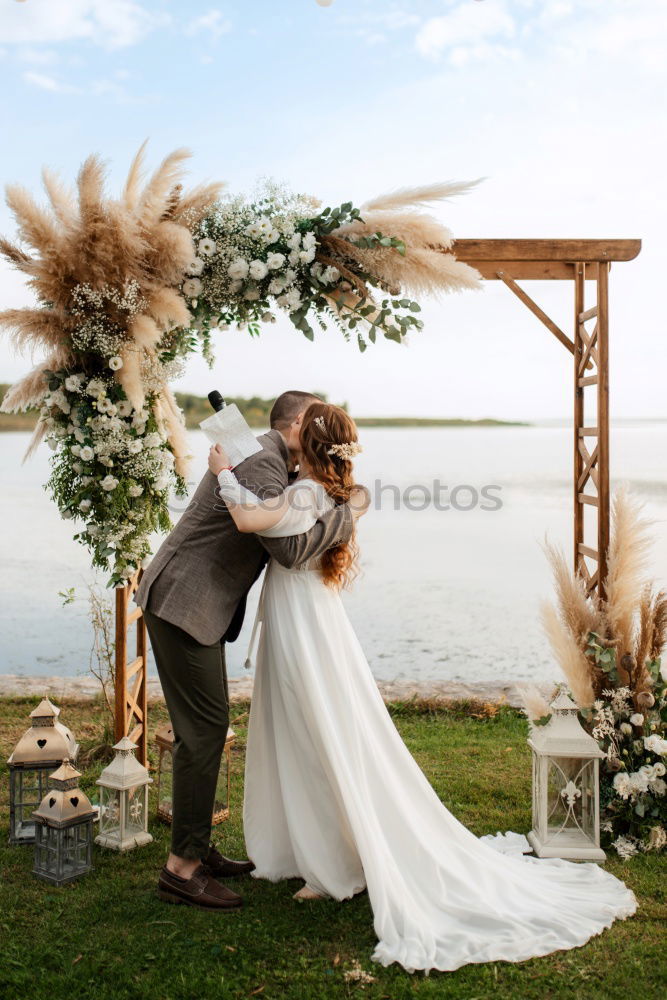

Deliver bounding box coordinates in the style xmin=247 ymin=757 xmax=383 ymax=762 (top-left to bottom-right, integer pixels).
xmin=349 ymin=485 xmax=371 ymax=519
xmin=208 ymin=444 xmax=232 ymax=476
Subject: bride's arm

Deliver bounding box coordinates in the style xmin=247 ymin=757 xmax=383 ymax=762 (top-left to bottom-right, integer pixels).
xmin=215 ymin=468 xmax=305 ymax=534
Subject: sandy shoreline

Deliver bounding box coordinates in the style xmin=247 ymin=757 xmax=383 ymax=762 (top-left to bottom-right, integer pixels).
xmin=0 ymin=674 xmax=552 ymax=708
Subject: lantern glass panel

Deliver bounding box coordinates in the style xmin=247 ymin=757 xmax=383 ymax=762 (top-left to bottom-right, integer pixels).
xmin=33 ymin=820 xmax=92 ymax=884
xmin=125 ymin=786 xmax=147 ymax=837
xmin=10 ymin=766 xmax=51 ymax=844
xmin=99 ymin=787 xmax=122 ymax=840
xmin=546 ymin=756 xmax=596 ymax=847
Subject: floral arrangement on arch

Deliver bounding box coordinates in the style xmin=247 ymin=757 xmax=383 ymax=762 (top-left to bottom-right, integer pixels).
xmin=520 ymin=486 xmax=667 ymax=857
xmin=0 ymin=143 xmax=482 ymax=585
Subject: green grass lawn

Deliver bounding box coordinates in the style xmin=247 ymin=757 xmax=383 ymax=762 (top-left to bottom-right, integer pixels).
xmin=1 ymin=698 xmax=664 ymax=1000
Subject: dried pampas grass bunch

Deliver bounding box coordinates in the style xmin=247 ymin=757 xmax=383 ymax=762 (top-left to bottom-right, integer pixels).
xmin=540 ymin=484 xmax=666 ymax=711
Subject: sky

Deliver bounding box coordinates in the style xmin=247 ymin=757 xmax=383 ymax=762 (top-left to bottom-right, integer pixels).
xmin=0 ymin=0 xmax=665 ymax=420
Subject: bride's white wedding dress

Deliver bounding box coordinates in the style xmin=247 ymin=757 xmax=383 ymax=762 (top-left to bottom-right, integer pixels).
xmin=217 ymin=472 xmax=637 ymax=974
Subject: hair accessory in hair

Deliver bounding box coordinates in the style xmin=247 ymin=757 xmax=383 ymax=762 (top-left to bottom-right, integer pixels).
xmin=327 ymin=441 xmax=363 ymax=460
xmin=314 ymin=415 xmax=327 ymax=432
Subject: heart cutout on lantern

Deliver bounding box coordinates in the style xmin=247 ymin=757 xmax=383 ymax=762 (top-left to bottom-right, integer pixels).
xmin=49 ymin=797 xmax=56 ymax=808
xmin=70 ymin=796 xmax=79 ymax=807
xmin=37 ymin=739 xmax=47 ymax=748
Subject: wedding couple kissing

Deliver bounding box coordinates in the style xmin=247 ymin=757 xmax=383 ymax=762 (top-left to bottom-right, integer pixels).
xmin=135 ymin=390 xmax=636 ymax=974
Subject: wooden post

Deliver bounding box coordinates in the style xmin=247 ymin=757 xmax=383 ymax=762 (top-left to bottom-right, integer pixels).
xmin=596 ymin=262 xmax=610 ymax=602
xmin=574 ymin=263 xmax=586 ymax=578
xmin=114 ymin=570 xmax=148 ymax=765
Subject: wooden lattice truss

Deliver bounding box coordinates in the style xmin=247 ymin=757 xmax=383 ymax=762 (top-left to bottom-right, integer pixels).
xmin=114 ymin=238 xmax=642 ymax=755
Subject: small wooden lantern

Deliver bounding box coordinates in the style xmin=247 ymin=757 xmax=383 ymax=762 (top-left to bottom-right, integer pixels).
xmin=32 ymin=760 xmax=95 ymax=885
xmin=527 ymin=691 xmax=605 ymax=861
xmin=95 ymin=737 xmax=153 ymax=852
xmin=7 ymin=698 xmax=79 ymax=845
xmin=155 ymin=723 xmax=235 ymax=825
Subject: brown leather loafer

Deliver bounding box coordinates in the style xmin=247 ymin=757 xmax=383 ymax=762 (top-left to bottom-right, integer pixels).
xmin=202 ymin=842 xmax=256 ymax=879
xmin=157 ymin=863 xmax=243 ymax=910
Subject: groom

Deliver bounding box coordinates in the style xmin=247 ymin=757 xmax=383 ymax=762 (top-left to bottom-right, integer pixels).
xmin=135 ymin=390 xmax=358 ymax=910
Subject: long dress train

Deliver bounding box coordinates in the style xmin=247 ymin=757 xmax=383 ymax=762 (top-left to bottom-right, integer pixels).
xmin=219 ymin=475 xmax=637 ymax=974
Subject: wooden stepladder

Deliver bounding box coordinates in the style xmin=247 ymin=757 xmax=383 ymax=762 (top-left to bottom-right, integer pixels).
xmin=114 ymin=569 xmax=148 ymax=766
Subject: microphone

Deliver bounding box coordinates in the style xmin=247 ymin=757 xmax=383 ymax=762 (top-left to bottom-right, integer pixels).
xmin=208 ymin=390 xmax=225 ymax=412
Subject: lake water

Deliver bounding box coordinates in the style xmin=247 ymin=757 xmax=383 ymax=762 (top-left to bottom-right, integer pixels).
xmin=1 ymin=424 xmax=666 ymax=687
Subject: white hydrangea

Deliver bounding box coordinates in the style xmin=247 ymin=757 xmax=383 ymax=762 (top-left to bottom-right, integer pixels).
xmin=128 ymin=439 xmax=143 ymax=455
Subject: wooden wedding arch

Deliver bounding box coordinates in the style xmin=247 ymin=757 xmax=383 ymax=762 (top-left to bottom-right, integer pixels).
xmin=115 ymin=237 xmax=642 ymax=764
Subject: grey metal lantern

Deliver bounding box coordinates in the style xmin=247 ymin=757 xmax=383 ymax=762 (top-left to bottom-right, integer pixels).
xmin=527 ymin=691 xmax=605 ymax=861
xmin=95 ymin=737 xmax=153 ymax=852
xmin=7 ymin=698 xmax=79 ymax=845
xmin=32 ymin=760 xmax=95 ymax=885
xmin=155 ymin=722 xmax=235 ymax=825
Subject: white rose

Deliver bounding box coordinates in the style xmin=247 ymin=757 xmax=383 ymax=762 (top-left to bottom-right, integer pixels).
xmin=268 ymin=277 xmax=286 ymax=295
xmin=132 ymin=410 xmax=148 ymax=427
xmin=108 ymin=356 xmax=123 ymax=371
xmin=227 ymin=258 xmax=249 ymax=280
xmin=267 ymin=252 xmax=286 ymax=271
xmin=287 ymin=233 xmax=301 ymax=250
xmin=288 ymin=249 xmax=300 ymax=265
xmin=79 ymin=499 xmax=92 ymax=513
xmin=65 ymin=374 xmax=83 ymax=392
xmin=653 ymin=762 xmax=666 ymax=777
xmin=285 ymin=288 xmax=302 ymax=310
xmin=61 ymin=509 xmax=73 ymax=520
xmin=87 ymin=524 xmax=101 ymax=537
xmin=128 ymin=484 xmax=144 ymax=498
xmin=143 ymin=432 xmax=162 ymax=449
xmin=70 ymin=444 xmax=82 ymax=458
xmin=299 ymin=248 xmax=316 ymax=264
xmin=261 ymin=312 xmax=276 ymax=323
xmin=652 ymin=778 xmax=667 ymax=795
xmin=101 ymin=475 xmax=119 ymax=492
xmin=244 ymin=287 xmax=260 ymax=301
xmin=154 ymin=475 xmax=170 ymax=491
xmin=128 ymin=439 xmax=143 ymax=455
xmin=644 ymin=734 xmax=667 ymax=755
xmin=249 ymin=259 xmax=268 ymax=280
xmin=322 ymin=266 xmax=339 ymax=284
xmin=229 ymin=280 xmax=243 ymax=295
xmin=620 ymin=722 xmax=633 ymax=735
xmin=245 ymin=222 xmax=261 ymax=238
xmin=79 ymin=446 xmax=94 ymax=462
xmin=302 ymin=231 xmax=317 ymax=249
xmin=87 ymin=379 xmax=106 ymax=398
xmin=182 ymin=278 xmax=202 ymax=298
xmin=198 ymin=238 xmax=217 ymax=257
xmin=187 ymin=257 xmax=205 ymax=275
xmin=72 ymin=462 xmax=83 ymax=475
xmin=284 ymin=268 xmax=296 ymax=283
xmin=267 ymin=228 xmax=280 ymax=244
xmin=630 ymin=713 xmax=644 ymax=726
xmin=81 ymin=476 xmax=93 ymax=486
xmin=99 ymin=456 xmax=114 ymax=468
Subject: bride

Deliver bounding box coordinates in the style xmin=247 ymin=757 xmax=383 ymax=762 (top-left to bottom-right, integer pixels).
xmin=208 ymin=401 xmax=637 ymax=974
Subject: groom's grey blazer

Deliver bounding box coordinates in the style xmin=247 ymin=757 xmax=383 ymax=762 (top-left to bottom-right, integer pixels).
xmin=134 ymin=429 xmax=353 ymax=646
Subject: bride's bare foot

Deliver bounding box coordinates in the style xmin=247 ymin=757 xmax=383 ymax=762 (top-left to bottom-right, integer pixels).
xmin=293 ymin=883 xmax=328 ymax=901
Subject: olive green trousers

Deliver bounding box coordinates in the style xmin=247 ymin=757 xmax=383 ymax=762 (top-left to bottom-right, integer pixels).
xmin=144 ymin=608 xmax=229 ymax=860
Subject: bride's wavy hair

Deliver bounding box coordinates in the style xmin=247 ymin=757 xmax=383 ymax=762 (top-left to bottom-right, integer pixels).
xmin=299 ymin=401 xmax=362 ymax=590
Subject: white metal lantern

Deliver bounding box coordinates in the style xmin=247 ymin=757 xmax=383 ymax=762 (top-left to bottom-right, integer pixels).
xmin=95 ymin=737 xmax=153 ymax=851
xmin=7 ymin=698 xmax=79 ymax=845
xmin=32 ymin=760 xmax=94 ymax=885
xmin=527 ymin=691 xmax=605 ymax=861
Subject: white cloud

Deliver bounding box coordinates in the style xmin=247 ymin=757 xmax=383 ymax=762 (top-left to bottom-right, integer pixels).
xmin=416 ymin=1 xmax=515 ymax=60
xmin=185 ymin=10 xmax=232 ymax=41
xmin=22 ymin=71 xmax=80 ymax=93
xmin=0 ymin=0 xmax=169 ymax=50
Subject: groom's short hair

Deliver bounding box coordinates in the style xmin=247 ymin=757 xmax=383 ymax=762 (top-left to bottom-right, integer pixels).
xmin=270 ymin=391 xmax=321 ymax=430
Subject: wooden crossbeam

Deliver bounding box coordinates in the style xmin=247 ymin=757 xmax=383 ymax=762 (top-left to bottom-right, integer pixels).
xmin=496 ymin=270 xmax=575 ymax=355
